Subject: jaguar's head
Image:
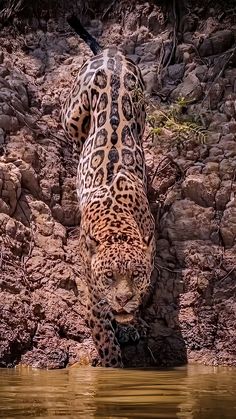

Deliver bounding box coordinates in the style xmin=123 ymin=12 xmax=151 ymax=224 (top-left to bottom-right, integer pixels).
xmin=86 ymin=233 xmax=154 ymax=324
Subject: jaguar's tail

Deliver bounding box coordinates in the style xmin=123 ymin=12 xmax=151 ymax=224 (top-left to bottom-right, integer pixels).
xmin=67 ymin=15 xmax=103 ymax=55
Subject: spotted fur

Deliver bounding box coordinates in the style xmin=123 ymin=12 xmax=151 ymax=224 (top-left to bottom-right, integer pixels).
xmin=61 ymin=36 xmax=155 ymax=367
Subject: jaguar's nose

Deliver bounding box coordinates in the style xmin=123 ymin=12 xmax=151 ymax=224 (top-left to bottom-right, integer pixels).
xmin=116 ymin=292 xmax=133 ymax=307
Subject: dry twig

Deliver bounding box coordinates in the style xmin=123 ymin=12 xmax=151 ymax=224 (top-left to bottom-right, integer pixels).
xmin=218 ymin=266 xmax=236 ymax=282
xmin=151 ymin=155 xmax=184 ymax=185
xmin=155 ymin=262 xmax=182 ymax=274
xmin=202 ymin=45 xmax=236 ymax=105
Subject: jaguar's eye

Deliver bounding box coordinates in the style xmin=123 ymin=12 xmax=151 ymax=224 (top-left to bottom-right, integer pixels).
xmin=132 ymin=270 xmax=140 ymax=279
xmin=105 ymin=271 xmax=114 ymax=280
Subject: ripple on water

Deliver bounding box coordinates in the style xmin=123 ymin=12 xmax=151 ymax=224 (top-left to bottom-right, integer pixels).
xmin=0 ymin=365 xmax=236 ymax=418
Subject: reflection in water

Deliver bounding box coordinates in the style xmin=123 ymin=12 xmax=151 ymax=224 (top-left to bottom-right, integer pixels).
xmin=0 ymin=365 xmax=235 ymax=418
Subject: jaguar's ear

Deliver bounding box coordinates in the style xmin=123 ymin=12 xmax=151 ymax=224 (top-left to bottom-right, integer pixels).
xmin=86 ymin=233 xmax=99 ymax=256
xmin=142 ymin=234 xmax=153 ymax=252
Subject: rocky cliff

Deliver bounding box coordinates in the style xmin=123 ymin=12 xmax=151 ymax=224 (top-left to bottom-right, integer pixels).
xmin=0 ymin=0 xmax=235 ymax=368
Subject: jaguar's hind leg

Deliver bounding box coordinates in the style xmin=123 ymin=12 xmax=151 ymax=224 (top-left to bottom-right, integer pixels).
xmin=61 ymin=78 xmax=91 ymax=154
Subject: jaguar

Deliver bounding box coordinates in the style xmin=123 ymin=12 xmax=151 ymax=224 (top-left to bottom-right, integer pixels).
xmin=61 ymin=16 xmax=155 ymax=367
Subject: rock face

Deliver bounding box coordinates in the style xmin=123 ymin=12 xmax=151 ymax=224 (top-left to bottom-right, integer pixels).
xmin=0 ymin=0 xmax=236 ymax=368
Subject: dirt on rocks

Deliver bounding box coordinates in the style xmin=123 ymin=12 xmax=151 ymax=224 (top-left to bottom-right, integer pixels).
xmin=0 ymin=0 xmax=235 ymax=368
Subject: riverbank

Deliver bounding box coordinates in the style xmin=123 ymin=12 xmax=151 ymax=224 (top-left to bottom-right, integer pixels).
xmin=0 ymin=0 xmax=235 ymax=368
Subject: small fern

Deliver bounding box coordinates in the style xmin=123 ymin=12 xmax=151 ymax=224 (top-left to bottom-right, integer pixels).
xmin=147 ymin=97 xmax=208 ymax=146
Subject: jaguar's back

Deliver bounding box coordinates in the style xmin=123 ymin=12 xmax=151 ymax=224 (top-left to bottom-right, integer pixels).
xmin=62 ymin=46 xmax=146 ymax=201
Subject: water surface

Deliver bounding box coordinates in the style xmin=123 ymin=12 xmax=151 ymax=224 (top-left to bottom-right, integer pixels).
xmin=0 ymin=365 xmax=235 ymax=418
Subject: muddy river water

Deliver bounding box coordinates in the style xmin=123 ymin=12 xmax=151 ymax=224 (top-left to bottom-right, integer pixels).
xmin=0 ymin=365 xmax=235 ymax=418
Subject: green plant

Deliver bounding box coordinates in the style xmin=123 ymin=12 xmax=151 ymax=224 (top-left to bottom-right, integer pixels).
xmin=147 ymin=97 xmax=208 ymax=146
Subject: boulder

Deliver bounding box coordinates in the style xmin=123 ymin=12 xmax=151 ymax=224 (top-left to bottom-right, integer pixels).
xmin=182 ymin=173 xmax=220 ymax=207
xmin=198 ymin=30 xmax=234 ymax=57
xmin=171 ymin=73 xmax=203 ymax=101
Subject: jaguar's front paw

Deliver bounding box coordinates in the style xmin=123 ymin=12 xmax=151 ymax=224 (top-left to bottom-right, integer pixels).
xmin=116 ymin=324 xmax=140 ymax=346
